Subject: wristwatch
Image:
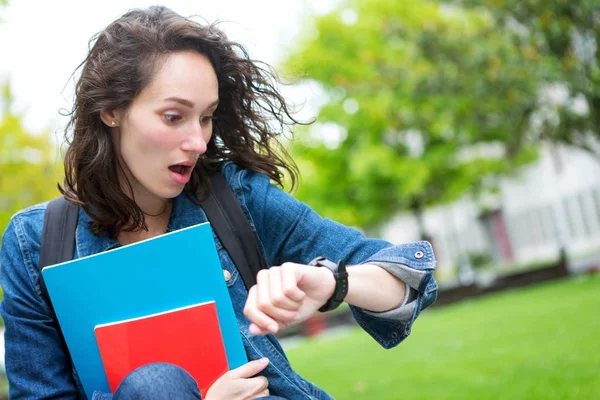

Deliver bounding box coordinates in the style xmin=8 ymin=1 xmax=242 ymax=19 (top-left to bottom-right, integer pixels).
xmin=308 ymin=256 xmax=349 ymax=312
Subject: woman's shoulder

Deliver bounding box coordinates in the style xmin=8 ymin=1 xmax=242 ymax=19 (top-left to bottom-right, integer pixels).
xmin=8 ymin=201 xmax=49 ymax=226
xmin=221 ymin=161 xmax=251 ymax=181
xmin=12 ymin=201 xmax=49 ymax=216
xmin=2 ymin=201 xmax=49 ymax=246
xmin=221 ymin=161 xmax=271 ymax=192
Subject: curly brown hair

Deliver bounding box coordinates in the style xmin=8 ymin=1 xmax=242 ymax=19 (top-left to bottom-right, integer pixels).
xmin=61 ymin=5 xmax=303 ymax=238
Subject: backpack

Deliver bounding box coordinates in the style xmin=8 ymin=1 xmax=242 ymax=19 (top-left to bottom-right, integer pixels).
xmin=39 ymin=171 xmax=268 ymax=317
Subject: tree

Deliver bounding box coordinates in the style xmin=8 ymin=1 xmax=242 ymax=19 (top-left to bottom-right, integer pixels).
xmin=0 ymin=0 xmax=63 ymax=239
xmin=453 ymin=0 xmax=600 ymax=157
xmin=284 ymin=0 xmax=540 ymax=233
xmin=0 ymin=84 xmax=63 ymax=237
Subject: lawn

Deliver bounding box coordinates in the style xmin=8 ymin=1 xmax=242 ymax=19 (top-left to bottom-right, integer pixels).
xmin=286 ymin=274 xmax=600 ymax=399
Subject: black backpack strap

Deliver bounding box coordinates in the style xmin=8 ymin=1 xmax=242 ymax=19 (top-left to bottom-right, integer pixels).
xmin=39 ymin=196 xmax=79 ymax=311
xmin=39 ymin=196 xmax=78 ymax=360
xmin=201 ymin=172 xmax=268 ymax=290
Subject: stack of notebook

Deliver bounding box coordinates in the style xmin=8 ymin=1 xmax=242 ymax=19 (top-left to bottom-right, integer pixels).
xmin=41 ymin=223 xmax=247 ymax=399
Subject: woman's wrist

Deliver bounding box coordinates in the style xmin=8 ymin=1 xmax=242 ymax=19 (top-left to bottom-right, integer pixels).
xmin=344 ymin=264 xmax=407 ymax=312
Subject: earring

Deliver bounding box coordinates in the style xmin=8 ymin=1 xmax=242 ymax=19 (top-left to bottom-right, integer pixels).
xmin=111 ymin=121 xmax=116 ymax=126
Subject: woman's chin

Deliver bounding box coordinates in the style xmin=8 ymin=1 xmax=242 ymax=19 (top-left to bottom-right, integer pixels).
xmin=156 ymin=186 xmax=185 ymax=200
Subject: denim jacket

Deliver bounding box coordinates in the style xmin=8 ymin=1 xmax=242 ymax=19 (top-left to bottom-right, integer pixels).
xmin=0 ymin=162 xmax=438 ymax=399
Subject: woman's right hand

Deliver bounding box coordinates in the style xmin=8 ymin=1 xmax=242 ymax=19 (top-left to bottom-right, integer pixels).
xmin=205 ymin=358 xmax=270 ymax=400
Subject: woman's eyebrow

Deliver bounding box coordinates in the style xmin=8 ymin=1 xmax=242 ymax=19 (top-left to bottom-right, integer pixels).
xmin=163 ymin=96 xmax=195 ymax=108
xmin=163 ymin=97 xmax=219 ymax=110
xmin=207 ymin=99 xmax=219 ymax=109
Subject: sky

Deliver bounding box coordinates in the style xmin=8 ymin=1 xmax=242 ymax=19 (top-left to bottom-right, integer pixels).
xmin=0 ymin=0 xmax=339 ymax=134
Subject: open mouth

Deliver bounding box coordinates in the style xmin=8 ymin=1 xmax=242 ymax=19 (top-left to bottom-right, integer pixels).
xmin=168 ymin=164 xmax=193 ymax=184
xmin=168 ymin=165 xmax=191 ymax=176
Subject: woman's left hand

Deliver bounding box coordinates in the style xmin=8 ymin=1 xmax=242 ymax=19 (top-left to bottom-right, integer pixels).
xmin=243 ymin=263 xmax=336 ymax=335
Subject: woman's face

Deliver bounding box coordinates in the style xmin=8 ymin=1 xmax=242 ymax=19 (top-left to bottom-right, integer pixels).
xmin=107 ymin=51 xmax=219 ymax=202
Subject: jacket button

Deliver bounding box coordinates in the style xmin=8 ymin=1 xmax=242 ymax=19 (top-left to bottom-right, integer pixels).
xmin=223 ymin=270 xmax=232 ymax=281
xmin=414 ymin=251 xmax=424 ymax=259
xmin=391 ymin=332 xmax=398 ymax=339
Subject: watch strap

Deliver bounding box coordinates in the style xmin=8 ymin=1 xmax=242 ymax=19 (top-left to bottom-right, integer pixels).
xmin=309 ymin=256 xmax=348 ymax=312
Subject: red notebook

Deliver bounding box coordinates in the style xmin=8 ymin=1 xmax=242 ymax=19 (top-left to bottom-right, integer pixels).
xmin=94 ymin=301 xmax=228 ymax=397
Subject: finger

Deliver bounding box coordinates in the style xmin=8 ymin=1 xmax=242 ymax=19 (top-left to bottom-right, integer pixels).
xmin=249 ymin=322 xmax=270 ymax=336
xmin=223 ymin=269 xmax=232 ymax=281
xmin=250 ymin=316 xmax=293 ymax=335
xmin=244 ymin=285 xmax=280 ymax=334
xmin=280 ymin=263 xmax=306 ymax=302
xmin=253 ymin=388 xmax=270 ymax=399
xmin=248 ymin=376 xmax=269 ymax=394
xmin=256 ymin=270 xmax=297 ymax=324
xmin=269 ymin=267 xmax=301 ymax=311
xmin=228 ymin=358 xmax=270 ymax=379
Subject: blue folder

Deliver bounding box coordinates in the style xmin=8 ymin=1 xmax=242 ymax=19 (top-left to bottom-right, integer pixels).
xmin=41 ymin=222 xmax=247 ymax=399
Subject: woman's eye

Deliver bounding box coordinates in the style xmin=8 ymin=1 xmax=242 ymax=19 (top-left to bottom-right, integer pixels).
xmin=200 ymin=116 xmax=214 ymax=124
xmin=164 ymin=114 xmax=181 ymax=123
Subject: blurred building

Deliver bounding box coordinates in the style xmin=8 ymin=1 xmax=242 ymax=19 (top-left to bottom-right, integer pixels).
xmin=380 ymin=145 xmax=600 ymax=276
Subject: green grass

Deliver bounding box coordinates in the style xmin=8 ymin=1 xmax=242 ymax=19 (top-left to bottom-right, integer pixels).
xmin=286 ymin=274 xmax=600 ymax=399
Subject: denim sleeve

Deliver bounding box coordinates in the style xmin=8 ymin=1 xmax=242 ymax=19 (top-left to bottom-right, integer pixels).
xmin=225 ymin=163 xmax=438 ymax=349
xmin=0 ymin=215 xmax=80 ymax=399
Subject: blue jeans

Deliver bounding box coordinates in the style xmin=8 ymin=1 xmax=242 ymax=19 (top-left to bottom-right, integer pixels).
xmin=92 ymin=363 xmax=287 ymax=400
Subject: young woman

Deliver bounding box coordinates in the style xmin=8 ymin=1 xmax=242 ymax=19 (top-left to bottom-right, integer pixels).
xmin=0 ymin=6 xmax=438 ymax=400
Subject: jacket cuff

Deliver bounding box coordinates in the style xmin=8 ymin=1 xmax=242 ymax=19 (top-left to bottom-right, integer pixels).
xmin=357 ymin=261 xmax=421 ymax=321
xmin=349 ymin=259 xmax=438 ymax=349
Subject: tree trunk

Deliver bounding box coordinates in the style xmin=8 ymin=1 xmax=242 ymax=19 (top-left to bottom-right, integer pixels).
xmin=412 ymin=201 xmax=431 ymax=242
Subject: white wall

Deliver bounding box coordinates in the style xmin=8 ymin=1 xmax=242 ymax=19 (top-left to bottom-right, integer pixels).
xmin=380 ymin=145 xmax=600 ymax=272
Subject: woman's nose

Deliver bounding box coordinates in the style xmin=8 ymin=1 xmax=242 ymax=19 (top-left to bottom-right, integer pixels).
xmin=182 ymin=125 xmax=208 ymax=154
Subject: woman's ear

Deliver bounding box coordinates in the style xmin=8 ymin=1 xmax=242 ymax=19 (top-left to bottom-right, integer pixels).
xmin=100 ymin=110 xmax=121 ymax=128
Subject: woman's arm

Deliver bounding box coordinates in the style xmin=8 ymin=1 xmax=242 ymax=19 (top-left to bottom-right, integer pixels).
xmin=225 ymin=163 xmax=437 ymax=343
xmin=243 ymin=261 xmax=409 ymax=335
xmin=0 ymin=214 xmax=80 ymax=399
xmin=345 ymin=263 xmax=407 ymax=312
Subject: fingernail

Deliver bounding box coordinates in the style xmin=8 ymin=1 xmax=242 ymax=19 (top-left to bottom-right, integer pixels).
xmin=268 ymin=324 xmax=278 ymax=332
xmin=260 ymin=357 xmax=270 ymax=365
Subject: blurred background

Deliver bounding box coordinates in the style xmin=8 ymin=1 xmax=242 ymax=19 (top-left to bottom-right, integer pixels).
xmin=1 ymin=0 xmax=599 ymax=398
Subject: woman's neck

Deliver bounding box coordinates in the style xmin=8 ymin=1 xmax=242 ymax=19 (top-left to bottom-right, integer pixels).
xmin=117 ymin=199 xmax=173 ymax=246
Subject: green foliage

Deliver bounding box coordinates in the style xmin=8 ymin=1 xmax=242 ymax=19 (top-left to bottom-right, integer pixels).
xmin=285 ymin=0 xmax=541 ymax=229
xmin=465 ymin=250 xmax=494 ymax=270
xmin=0 ymin=0 xmax=62 ymax=241
xmin=0 ymin=83 xmax=63 ymax=239
xmin=287 ymin=275 xmax=600 ymax=399
xmin=453 ymin=0 xmax=600 ymax=155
